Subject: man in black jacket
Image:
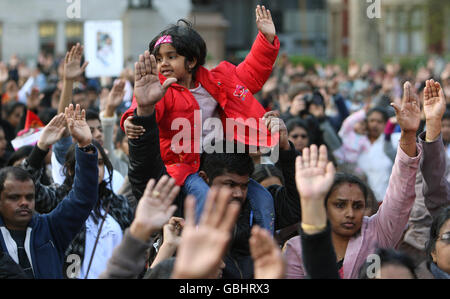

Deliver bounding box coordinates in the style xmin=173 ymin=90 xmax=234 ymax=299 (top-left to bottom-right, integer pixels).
xmin=127 ymin=110 xmax=301 ymax=278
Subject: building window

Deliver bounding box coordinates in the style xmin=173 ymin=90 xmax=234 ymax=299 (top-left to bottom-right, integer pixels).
xmin=39 ymin=22 xmax=56 ymax=55
xmin=384 ymin=7 xmax=425 ymax=56
xmin=66 ymin=22 xmax=83 ymax=50
xmin=128 ymin=0 xmax=152 ymax=8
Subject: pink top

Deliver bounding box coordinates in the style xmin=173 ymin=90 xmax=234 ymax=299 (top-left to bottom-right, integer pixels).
xmin=283 ymin=143 xmax=422 ymax=279
xmin=335 ymin=109 xmax=371 ymax=164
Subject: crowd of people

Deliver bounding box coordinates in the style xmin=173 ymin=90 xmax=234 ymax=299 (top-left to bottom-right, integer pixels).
xmin=0 ymin=5 xmax=449 ymax=280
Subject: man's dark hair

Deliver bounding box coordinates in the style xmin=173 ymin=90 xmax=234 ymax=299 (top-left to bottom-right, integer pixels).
xmin=85 ymin=109 xmax=100 ymax=122
xmin=0 ymin=167 xmax=34 ymax=194
xmin=200 ymin=141 xmax=255 ymax=183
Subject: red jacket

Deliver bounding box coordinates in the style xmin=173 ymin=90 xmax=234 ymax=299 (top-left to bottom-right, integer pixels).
xmin=121 ymin=32 xmax=280 ymax=186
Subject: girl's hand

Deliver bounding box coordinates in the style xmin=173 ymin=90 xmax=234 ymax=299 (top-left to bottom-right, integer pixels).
xmin=256 ymin=5 xmax=276 ymax=44
xmin=134 ymin=51 xmax=177 ymax=116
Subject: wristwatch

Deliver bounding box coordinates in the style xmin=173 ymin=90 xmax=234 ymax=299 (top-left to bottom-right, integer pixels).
xmin=78 ymin=143 xmax=96 ymax=153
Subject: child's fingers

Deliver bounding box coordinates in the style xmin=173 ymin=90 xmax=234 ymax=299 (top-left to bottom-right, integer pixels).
xmin=267 ymin=8 xmax=273 ymax=21
xmin=261 ymin=6 xmax=268 ymax=19
xmin=144 ymin=51 xmax=152 ymax=75
xmin=134 ymin=62 xmax=142 ymax=81
xmin=150 ymin=54 xmax=158 ymax=76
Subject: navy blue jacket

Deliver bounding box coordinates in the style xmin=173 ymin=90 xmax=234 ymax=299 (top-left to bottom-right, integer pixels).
xmin=0 ymin=146 xmax=99 ymax=279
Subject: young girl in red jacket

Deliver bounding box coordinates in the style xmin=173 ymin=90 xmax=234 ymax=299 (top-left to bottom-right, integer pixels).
xmin=121 ymin=5 xmax=280 ymax=228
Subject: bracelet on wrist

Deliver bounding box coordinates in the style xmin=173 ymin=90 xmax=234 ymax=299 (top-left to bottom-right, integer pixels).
xmin=301 ymin=222 xmax=327 ymax=232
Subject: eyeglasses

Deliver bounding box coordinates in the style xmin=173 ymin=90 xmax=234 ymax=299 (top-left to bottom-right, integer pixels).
xmin=437 ymin=232 xmax=450 ymax=244
xmin=291 ymin=134 xmax=308 ymax=139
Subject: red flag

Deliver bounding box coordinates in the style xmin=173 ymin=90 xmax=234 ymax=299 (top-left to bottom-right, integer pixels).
xmin=24 ymin=110 xmax=44 ymax=130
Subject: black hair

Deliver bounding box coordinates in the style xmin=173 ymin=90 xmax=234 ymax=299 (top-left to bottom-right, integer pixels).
xmin=325 ymin=172 xmax=369 ymax=206
xmin=200 ymin=140 xmax=255 ymax=184
xmin=6 ymin=146 xmax=33 ymax=167
xmin=286 ymin=117 xmax=309 ymax=135
xmin=425 ymin=207 xmax=450 ymax=270
xmin=367 ymin=107 xmax=389 ymax=123
xmin=4 ymin=101 xmax=25 ymax=118
xmin=308 ymin=90 xmax=326 ymax=109
xmin=85 ymin=109 xmax=100 ymax=122
xmin=0 ymin=167 xmax=34 ymax=195
xmin=38 ymin=108 xmax=57 ymax=126
xmin=62 ymin=140 xmax=114 ymax=224
xmin=359 ymin=248 xmax=417 ymax=279
xmin=149 ymin=19 xmax=207 ymax=79
xmin=251 ymin=164 xmax=285 ymax=186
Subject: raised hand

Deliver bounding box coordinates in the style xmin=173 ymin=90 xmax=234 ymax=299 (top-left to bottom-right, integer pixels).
xmin=295 ymin=144 xmax=335 ymax=201
xmin=162 ymin=216 xmax=184 ymax=248
xmin=424 ymin=79 xmax=447 ymax=142
xmin=172 ymin=187 xmax=241 ymax=279
xmin=129 ymin=175 xmax=180 ymax=242
xmin=263 ymin=111 xmax=289 ymax=150
xmin=37 ymin=113 xmax=67 ymax=151
xmin=423 ymin=79 xmax=446 ymax=122
xmin=124 ymin=116 xmax=145 ymax=139
xmin=250 ymin=226 xmax=285 ymax=279
xmin=134 ymin=50 xmax=177 ymax=116
xmin=104 ymin=79 xmax=125 ymax=117
xmin=65 ymin=104 xmax=92 ymax=147
xmin=391 ymin=82 xmax=421 ymax=134
xmin=256 ymin=5 xmax=276 ymax=44
xmin=64 ymin=43 xmax=88 ymax=81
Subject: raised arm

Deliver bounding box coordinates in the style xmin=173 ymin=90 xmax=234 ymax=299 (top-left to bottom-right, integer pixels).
xmin=420 ymin=79 xmax=450 ymax=217
xmin=371 ymin=82 xmax=422 ymax=247
xmin=235 ymin=5 xmax=279 ymax=94
xmin=46 ymin=104 xmax=98 ymax=253
xmin=58 ymin=44 xmax=88 ymax=115
xmin=295 ymin=144 xmax=340 ymax=279
xmin=21 ymin=113 xmax=68 ymax=213
xmin=172 ymin=188 xmax=240 ymax=279
xmin=263 ymin=111 xmax=301 ymax=229
xmin=100 ymin=176 xmax=179 ymax=279
xmin=100 ymin=79 xmax=129 ymax=176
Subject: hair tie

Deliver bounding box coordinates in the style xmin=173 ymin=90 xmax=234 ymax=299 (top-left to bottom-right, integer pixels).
xmin=154 ymin=35 xmax=173 ymax=49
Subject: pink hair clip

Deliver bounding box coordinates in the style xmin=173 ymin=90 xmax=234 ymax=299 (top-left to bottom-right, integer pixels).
xmin=154 ymin=35 xmax=173 ymax=48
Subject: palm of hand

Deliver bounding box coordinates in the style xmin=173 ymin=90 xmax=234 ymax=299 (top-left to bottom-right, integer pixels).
xmin=134 ymin=74 xmax=165 ymax=107
xmin=257 ymin=19 xmax=275 ymax=38
xmin=176 ymin=227 xmax=227 ymax=277
xmin=254 ymin=253 xmax=284 ymax=279
xmin=42 ymin=126 xmax=63 ymax=145
xmin=69 ymin=119 xmax=91 ymax=144
xmin=65 ymin=60 xmax=83 ymax=80
xmin=139 ymin=199 xmax=173 ymax=229
xmin=397 ymin=102 xmax=421 ymax=132
xmin=424 ymin=96 xmax=445 ymax=120
xmin=296 ymin=168 xmax=333 ymax=200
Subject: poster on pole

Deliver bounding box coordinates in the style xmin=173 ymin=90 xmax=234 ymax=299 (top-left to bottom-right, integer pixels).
xmin=84 ymin=20 xmax=123 ymax=78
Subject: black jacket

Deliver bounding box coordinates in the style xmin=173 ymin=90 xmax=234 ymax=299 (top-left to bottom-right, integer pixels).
xmin=128 ymin=110 xmax=302 ymax=278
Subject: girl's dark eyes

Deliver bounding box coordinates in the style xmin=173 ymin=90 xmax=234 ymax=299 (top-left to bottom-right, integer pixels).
xmin=335 ymin=203 xmax=345 ymax=208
